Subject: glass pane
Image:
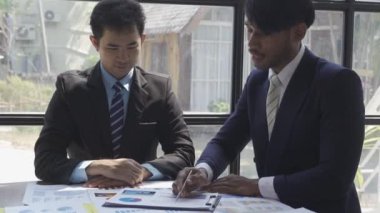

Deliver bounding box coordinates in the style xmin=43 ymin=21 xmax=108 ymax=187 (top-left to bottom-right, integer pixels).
xmin=304 ymin=11 xmax=343 ymax=64
xmin=357 ymin=125 xmax=380 ymax=212
xmin=242 ymin=10 xmax=344 ymax=83
xmin=239 ymin=141 xmax=257 ymax=178
xmin=353 ymin=12 xmax=380 ymax=115
xmin=157 ymin=125 xmax=229 ymax=178
xmin=0 ymin=126 xmax=40 ymax=183
xmin=0 ymin=0 xmax=234 ymax=113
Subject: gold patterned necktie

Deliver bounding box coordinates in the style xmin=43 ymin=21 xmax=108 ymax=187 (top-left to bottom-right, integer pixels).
xmin=266 ymin=74 xmax=281 ymax=140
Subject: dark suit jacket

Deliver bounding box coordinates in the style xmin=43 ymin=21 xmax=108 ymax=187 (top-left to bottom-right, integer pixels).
xmin=34 ymin=63 xmax=195 ymax=184
xmin=198 ymin=49 xmax=364 ymax=212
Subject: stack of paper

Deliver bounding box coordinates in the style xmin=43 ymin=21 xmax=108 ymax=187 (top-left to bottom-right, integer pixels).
xmin=103 ymin=188 xmax=220 ymax=211
xmin=0 ymin=181 xmax=311 ymax=213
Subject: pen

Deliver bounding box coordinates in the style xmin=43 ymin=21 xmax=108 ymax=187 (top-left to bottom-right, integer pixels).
xmin=175 ymin=170 xmax=193 ymax=202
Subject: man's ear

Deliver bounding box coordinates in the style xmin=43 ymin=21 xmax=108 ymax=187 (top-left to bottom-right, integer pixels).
xmin=90 ymin=35 xmax=99 ymax=51
xmin=292 ymin=23 xmax=307 ymax=42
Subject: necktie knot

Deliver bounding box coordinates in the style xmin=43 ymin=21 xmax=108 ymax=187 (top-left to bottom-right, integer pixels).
xmin=112 ymin=82 xmax=123 ymax=93
xmin=269 ymin=74 xmax=281 ymax=88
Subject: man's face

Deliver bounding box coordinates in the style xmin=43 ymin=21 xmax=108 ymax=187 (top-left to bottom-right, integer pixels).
xmin=245 ymin=21 xmax=296 ymax=73
xmin=90 ymin=26 xmax=145 ymax=79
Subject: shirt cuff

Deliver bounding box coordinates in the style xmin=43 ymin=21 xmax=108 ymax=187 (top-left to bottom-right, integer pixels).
xmin=69 ymin=160 xmax=93 ymax=183
xmin=196 ymin=163 xmax=214 ymax=181
xmin=258 ymin=176 xmax=279 ymax=200
xmin=142 ymin=163 xmax=165 ymax=180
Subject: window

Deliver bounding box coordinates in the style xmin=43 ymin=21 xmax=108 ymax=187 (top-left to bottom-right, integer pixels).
xmin=354 ymin=12 xmax=380 ymax=115
xmin=0 ymin=1 xmax=234 ymax=114
xmin=0 ymin=0 xmax=237 ymax=181
xmin=0 ymin=0 xmax=380 ymax=211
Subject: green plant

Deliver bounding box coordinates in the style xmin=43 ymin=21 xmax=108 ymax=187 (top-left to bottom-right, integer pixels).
xmin=0 ymin=0 xmax=12 ymax=10
xmin=208 ymin=99 xmax=230 ymax=113
xmin=355 ymin=125 xmax=380 ymax=190
xmin=362 ymin=126 xmax=380 ymax=149
xmin=0 ymin=75 xmax=54 ymax=112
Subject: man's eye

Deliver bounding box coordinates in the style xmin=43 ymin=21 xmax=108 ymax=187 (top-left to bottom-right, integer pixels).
xmin=127 ymin=44 xmax=138 ymax=49
xmin=107 ymin=47 xmax=118 ymax=50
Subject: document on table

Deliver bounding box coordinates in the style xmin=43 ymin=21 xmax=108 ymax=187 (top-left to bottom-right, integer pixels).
xmin=22 ymin=181 xmax=174 ymax=206
xmin=22 ymin=182 xmax=91 ymax=205
xmin=214 ymin=195 xmax=294 ymax=213
xmin=22 ymin=182 xmax=191 ymax=213
xmin=21 ymin=181 xmax=303 ymax=213
xmin=103 ymin=188 xmax=221 ymax=212
xmin=0 ymin=203 xmax=93 ymax=213
xmin=281 ymin=208 xmax=315 ymax=213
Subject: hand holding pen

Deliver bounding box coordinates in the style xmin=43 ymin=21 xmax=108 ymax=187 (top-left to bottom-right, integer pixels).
xmin=172 ymin=167 xmax=211 ymax=199
xmin=175 ymin=170 xmax=193 ymax=201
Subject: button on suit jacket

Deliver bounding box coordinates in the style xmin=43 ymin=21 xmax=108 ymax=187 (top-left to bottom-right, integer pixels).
xmin=198 ymin=49 xmax=364 ymax=212
xmin=35 ymin=63 xmax=195 ymax=184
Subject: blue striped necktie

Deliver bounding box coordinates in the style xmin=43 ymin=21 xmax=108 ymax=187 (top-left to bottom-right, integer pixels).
xmin=110 ymin=82 xmax=124 ymax=158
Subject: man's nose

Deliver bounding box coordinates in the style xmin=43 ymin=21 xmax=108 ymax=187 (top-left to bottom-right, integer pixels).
xmin=117 ymin=48 xmax=129 ymax=59
xmin=248 ymin=34 xmax=263 ymax=50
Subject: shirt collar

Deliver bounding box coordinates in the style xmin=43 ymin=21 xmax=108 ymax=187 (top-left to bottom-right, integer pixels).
xmin=100 ymin=63 xmax=134 ymax=92
xmin=268 ymin=44 xmax=305 ymax=88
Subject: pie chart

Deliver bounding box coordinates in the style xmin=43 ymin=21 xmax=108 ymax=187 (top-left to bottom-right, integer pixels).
xmin=119 ymin=197 xmax=142 ymax=202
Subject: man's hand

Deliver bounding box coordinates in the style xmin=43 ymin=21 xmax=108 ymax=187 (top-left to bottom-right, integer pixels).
xmin=207 ymin=174 xmax=261 ymax=197
xmin=84 ymin=176 xmax=129 ymax=189
xmin=172 ymin=167 xmax=210 ymax=198
xmin=86 ymin=158 xmax=151 ymax=186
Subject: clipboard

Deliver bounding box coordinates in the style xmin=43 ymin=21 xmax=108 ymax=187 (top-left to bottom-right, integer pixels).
xmin=103 ymin=188 xmax=221 ymax=212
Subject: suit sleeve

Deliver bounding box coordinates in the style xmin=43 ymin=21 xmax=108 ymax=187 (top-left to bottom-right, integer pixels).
xmin=197 ymin=75 xmax=252 ymax=179
xmin=147 ymin=77 xmax=195 ymax=179
xmin=34 ymin=75 xmax=81 ymax=184
xmin=274 ymin=69 xmax=365 ymax=202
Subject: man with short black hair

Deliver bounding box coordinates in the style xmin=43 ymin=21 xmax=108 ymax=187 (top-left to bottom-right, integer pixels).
xmin=173 ymin=0 xmax=364 ymax=212
xmin=35 ymin=0 xmax=194 ymax=188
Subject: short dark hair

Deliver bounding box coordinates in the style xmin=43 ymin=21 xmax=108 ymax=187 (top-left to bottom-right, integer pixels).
xmin=245 ymin=0 xmax=315 ymax=34
xmin=90 ymin=0 xmax=146 ymax=39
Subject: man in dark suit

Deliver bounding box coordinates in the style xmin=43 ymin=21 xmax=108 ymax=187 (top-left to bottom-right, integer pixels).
xmin=34 ymin=0 xmax=194 ymax=187
xmin=173 ymin=0 xmax=364 ymax=212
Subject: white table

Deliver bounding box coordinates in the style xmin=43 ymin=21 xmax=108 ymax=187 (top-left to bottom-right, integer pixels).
xmin=0 ymin=181 xmax=306 ymax=212
xmin=0 ymin=181 xmax=30 ymax=206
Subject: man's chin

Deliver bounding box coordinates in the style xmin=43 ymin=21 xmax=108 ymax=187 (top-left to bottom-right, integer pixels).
xmin=108 ymin=69 xmax=131 ymax=79
xmin=116 ymin=67 xmax=132 ymax=74
xmin=251 ymin=63 xmax=268 ymax=71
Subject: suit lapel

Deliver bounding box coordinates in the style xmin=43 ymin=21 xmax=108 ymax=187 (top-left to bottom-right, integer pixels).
xmin=121 ymin=67 xmax=149 ymax=156
xmin=87 ymin=63 xmax=114 ymax=157
xmin=251 ymin=74 xmax=270 ymax=176
xmin=265 ymin=49 xmax=318 ymax=175
xmin=127 ymin=67 xmax=148 ymax=122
